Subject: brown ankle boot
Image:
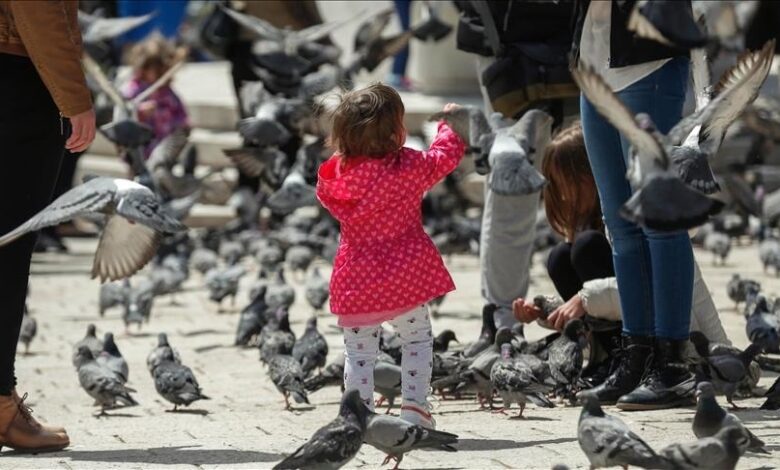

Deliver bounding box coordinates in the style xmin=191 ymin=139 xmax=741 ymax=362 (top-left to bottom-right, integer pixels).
xmin=12 ymin=390 xmax=66 ymax=434
xmin=0 ymin=394 xmax=68 ymax=453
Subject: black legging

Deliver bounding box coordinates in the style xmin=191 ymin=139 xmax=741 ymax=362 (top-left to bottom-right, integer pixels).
xmin=0 ymin=54 xmax=65 ymax=395
xmin=546 ymin=230 xmax=615 ymax=301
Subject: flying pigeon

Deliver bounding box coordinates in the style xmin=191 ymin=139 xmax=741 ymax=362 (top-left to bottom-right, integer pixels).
xmin=578 ymin=393 xmax=668 ymax=469
xmin=658 ymin=426 xmax=749 ymax=470
xmin=78 ymin=11 xmax=154 ymax=44
xmin=292 ymin=316 xmax=329 ymax=378
xmin=626 ymin=0 xmax=710 ymax=50
xmin=267 ymin=170 xmax=318 ymax=214
xmin=364 ymin=412 xmax=458 ymax=469
xmin=96 ymin=332 xmax=129 ymax=384
xmin=72 ymin=324 xmax=103 ymax=367
xmin=267 ymin=354 xmax=310 ymax=410
xmin=0 ymin=177 xmax=186 ymax=282
xmin=74 ymin=346 xmax=138 ymax=415
xmin=272 ymin=389 xmax=368 ymax=469
xmin=151 ymin=347 xmax=209 ymax=411
xmin=223 ymin=145 xmax=287 ymax=179
xmin=693 ymin=382 xmax=766 ymax=453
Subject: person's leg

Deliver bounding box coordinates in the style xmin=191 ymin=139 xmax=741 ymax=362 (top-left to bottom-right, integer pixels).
xmin=390 ymin=0 xmax=411 ymax=79
xmin=546 ymin=242 xmax=581 ymax=301
xmin=570 ymin=230 xmax=615 ymax=283
xmin=0 ymin=54 xmax=65 ymax=397
xmin=342 ymin=323 xmax=381 ymax=410
xmin=387 ymin=305 xmax=434 ymax=427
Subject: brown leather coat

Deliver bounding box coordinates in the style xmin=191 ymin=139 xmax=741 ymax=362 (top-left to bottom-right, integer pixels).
xmin=0 ymin=0 xmax=92 ymax=116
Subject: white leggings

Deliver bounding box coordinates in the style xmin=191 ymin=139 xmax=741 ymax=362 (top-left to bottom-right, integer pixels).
xmin=342 ymin=305 xmax=433 ymax=414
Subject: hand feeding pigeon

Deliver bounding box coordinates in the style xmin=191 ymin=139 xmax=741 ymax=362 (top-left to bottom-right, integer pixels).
xmin=96 ymin=332 xmax=129 ymax=384
xmin=292 ymin=316 xmax=329 ymax=378
xmin=578 ymin=393 xmax=668 ymax=469
xmin=267 ymin=353 xmax=310 ymax=411
xmin=726 ymin=274 xmax=761 ymax=309
xmin=147 ymin=333 xmax=182 ymax=373
xmin=99 ymin=280 xmax=130 ymax=316
xmin=571 ymin=41 xmax=775 ymax=230
xmin=74 ymin=346 xmax=138 ymax=415
xmin=364 ymin=412 xmax=458 ymax=469
xmin=73 ymin=324 xmax=103 ymax=367
xmin=0 ymin=177 xmax=186 ymax=282
xmin=659 ymin=426 xmax=749 ymax=470
xmin=304 ymin=267 xmax=330 ymax=312
xmin=693 ymin=382 xmax=766 ymax=453
xmin=18 ymin=308 xmax=36 ymax=355
xmin=272 ymin=389 xmax=367 ymax=470
xmin=151 ymin=347 xmax=209 ymax=411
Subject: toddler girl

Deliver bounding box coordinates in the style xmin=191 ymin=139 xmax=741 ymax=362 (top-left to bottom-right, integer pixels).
xmin=316 ymin=83 xmax=465 ymax=428
xmin=122 ymin=33 xmax=189 ymax=158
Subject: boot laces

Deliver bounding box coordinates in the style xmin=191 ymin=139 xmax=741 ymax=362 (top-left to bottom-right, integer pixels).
xmin=16 ymin=393 xmax=40 ymax=429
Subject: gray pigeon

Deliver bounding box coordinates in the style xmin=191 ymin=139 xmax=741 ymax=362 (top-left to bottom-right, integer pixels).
xmin=259 ymin=309 xmax=296 ymax=364
xmin=533 ymin=294 xmax=564 ymax=320
xmin=578 ymin=393 xmax=668 ymax=469
xmin=374 ymin=361 xmax=403 ymax=412
xmin=78 ymin=11 xmax=154 ymax=44
xmin=267 ymin=170 xmax=318 ymax=215
xmin=758 ymin=237 xmax=780 ymax=274
xmin=745 ymin=294 xmax=779 ymax=353
xmin=124 ymin=279 xmax=155 ymax=332
xmin=490 ymin=350 xmax=554 ymax=418
xmin=96 ymin=332 xmax=129 ymax=384
xmin=454 ymin=328 xmax=515 ymax=408
xmin=304 ymin=267 xmax=330 ymax=311
xmin=205 ymin=265 xmax=247 ymax=307
xmin=74 ymin=346 xmax=138 ymax=414
xmin=571 ymin=42 xmax=776 ymax=230
xmin=235 ymin=286 xmax=269 ymax=347
xmin=190 ymin=247 xmax=219 ymax=275
xmin=273 ymin=389 xmax=368 ymax=470
xmin=548 ymin=319 xmax=588 ymax=403
xmin=0 ymin=178 xmax=186 ymax=282
xmin=428 ymin=105 xmax=491 ymax=149
xmin=364 ymin=413 xmax=458 ymax=468
xmin=704 ymin=231 xmax=731 ymax=266
xmin=725 ymin=274 xmax=760 ymax=309
xmin=626 ymin=0 xmax=709 ymax=49
xmin=256 ymin=243 xmax=285 ymax=274
xmin=73 ymin=324 xmax=103 ymax=366
xmin=99 ymin=280 xmax=130 ymax=316
xmin=693 ymin=382 xmax=766 ymax=453
xmin=304 ymin=353 xmax=345 ymax=393
xmin=760 ymin=375 xmax=780 ymax=410
xmin=267 ymin=354 xmax=310 ymax=410
xmin=149 ymin=258 xmax=187 ymax=303
xmin=224 ymin=146 xmax=287 ymax=179
xmin=659 ymin=426 xmax=749 ymax=470
xmin=463 ymin=304 xmax=499 ymax=358
xmin=145 ymin=129 xmax=204 ymax=199
xmin=219 ymin=240 xmax=245 ymax=266
xmin=18 ymin=308 xmax=36 ymax=355
xmin=152 ymin=347 xmax=209 ymax=411
xmin=292 ymin=316 xmax=329 ymax=378
xmin=285 ymin=245 xmax=315 ymax=278
xmin=265 ymin=268 xmax=296 ymax=310
xmin=147 ymin=333 xmax=181 ymax=373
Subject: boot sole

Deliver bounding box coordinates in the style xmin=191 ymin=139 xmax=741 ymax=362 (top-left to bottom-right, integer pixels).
xmin=0 ymin=443 xmax=69 ymax=454
xmin=616 ymin=399 xmax=694 ymax=411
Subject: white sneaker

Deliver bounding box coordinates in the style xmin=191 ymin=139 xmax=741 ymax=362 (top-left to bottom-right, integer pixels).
xmin=400 ymin=402 xmax=435 ymax=429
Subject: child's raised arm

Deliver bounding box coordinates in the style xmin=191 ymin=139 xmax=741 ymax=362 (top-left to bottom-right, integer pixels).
xmin=417 ymin=104 xmax=467 ymax=190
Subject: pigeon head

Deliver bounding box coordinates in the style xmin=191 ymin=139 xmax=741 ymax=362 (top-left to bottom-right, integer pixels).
xmin=157 ymin=333 xmax=170 ymax=347
xmin=437 ymin=329 xmax=458 ymax=345
xmin=251 ymin=285 xmax=268 ymax=303
xmin=277 ymin=308 xmax=291 ymax=332
xmin=159 ymin=346 xmax=177 ymax=363
xmin=86 ymin=324 xmax=97 ymax=337
xmin=579 ymin=392 xmax=605 ymax=417
xmin=305 ymin=315 xmax=318 ymax=331
xmin=494 ymin=327 xmax=514 ymax=348
xmin=635 ymin=113 xmax=656 ymax=133
xmin=103 ymin=332 xmax=120 ymax=355
xmin=340 ymin=389 xmax=369 ymax=430
xmin=563 ymin=319 xmax=587 ymax=344
xmin=74 ymin=345 xmax=95 ymax=366
xmin=695 ymin=381 xmax=716 ymax=400
xmin=688 ymin=331 xmax=711 ymax=357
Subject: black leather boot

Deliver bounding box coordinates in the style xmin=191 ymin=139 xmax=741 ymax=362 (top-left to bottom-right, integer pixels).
xmin=581 ymin=327 xmax=621 ymax=388
xmin=577 ymin=334 xmax=652 ymax=404
xmin=617 ymin=338 xmax=696 ymax=411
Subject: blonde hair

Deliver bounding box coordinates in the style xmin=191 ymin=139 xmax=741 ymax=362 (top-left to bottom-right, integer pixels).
xmin=126 ymin=33 xmax=177 ymax=74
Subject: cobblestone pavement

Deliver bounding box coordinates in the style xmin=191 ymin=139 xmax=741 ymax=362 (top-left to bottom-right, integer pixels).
xmin=2 ymin=239 xmax=779 ymax=469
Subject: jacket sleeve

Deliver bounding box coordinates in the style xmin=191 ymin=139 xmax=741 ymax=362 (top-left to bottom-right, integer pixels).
xmin=11 ymin=0 xmax=92 ymax=116
xmin=417 ymin=122 xmax=466 ymax=191
xmin=579 ymin=277 xmax=622 ymax=322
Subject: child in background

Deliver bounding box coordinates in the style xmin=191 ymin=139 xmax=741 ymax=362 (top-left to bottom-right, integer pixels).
xmin=316 ymin=83 xmax=465 ymax=428
xmin=122 ymin=33 xmax=189 ymax=158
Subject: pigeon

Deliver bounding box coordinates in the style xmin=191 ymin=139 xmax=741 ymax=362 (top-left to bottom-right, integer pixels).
xmin=689 ymin=331 xmax=762 ymax=409
xmin=265 ymin=268 xmax=296 ymax=310
xmin=693 ymin=382 xmax=766 ymax=453
xmin=571 ymin=41 xmax=775 ymax=230
xmin=147 ymin=333 xmax=182 ymax=373
xmin=272 ymin=389 xmax=368 ymax=470
xmin=145 ymin=129 xmax=205 ymax=199
xmin=78 ymin=11 xmax=154 ymax=44
xmin=354 ymin=8 xmax=395 ymax=52
xmin=124 ymin=279 xmax=155 ymax=332
xmin=304 ymin=267 xmax=330 ymax=312
xmin=533 ymin=294 xmax=564 ymax=321
xmin=223 ymin=145 xmax=287 ymax=179
xmin=548 ymin=319 xmax=588 ymax=402
xmin=490 ymin=348 xmax=554 ymax=418
xmin=74 ymin=346 xmax=138 ymax=414
xmin=285 ymin=245 xmax=315 ymax=277
xmin=410 ymin=1 xmax=452 ymax=42
xmin=190 ymin=247 xmax=219 ymax=275
xmin=626 ymin=0 xmax=709 ymax=50
xmin=205 ymin=265 xmax=247 ymax=307
xmin=454 ymin=328 xmax=515 ymax=408
xmin=72 ymin=324 xmax=103 ymax=366
xmin=725 ymin=274 xmax=760 ymax=309
xmin=96 ymin=332 xmax=129 ymax=384
xmin=758 ymin=237 xmax=780 ymax=274
xmin=149 ymin=259 xmax=187 ymax=303
xmin=99 ymin=280 xmax=130 ymax=316
xmin=267 ymin=354 xmax=310 ymax=410
xmin=18 ymin=308 xmax=36 ymax=355
xmin=760 ymin=375 xmax=780 ymax=410
xmin=463 ymin=304 xmax=499 ymax=358
xmin=267 ymin=170 xmax=318 ymax=214
xmin=0 ymin=178 xmax=186 ymax=282
xmin=364 ymin=412 xmax=458 ymax=468
xmin=235 ymin=286 xmax=269 ymax=347
xmin=292 ymin=316 xmax=329 ymax=378
xmin=704 ymin=231 xmax=731 ymax=266
xmin=256 ymin=242 xmax=285 ymax=274
xmin=219 ymin=240 xmax=245 ymax=266
xmin=374 ymin=361 xmax=403 ymax=412
xmin=433 ymin=329 xmax=458 ymax=353
xmin=305 ymin=352 xmax=346 ymax=393
xmin=428 ymin=105 xmax=491 ymax=150
xmin=151 ymin=347 xmax=209 ymax=411
xmin=259 ymin=308 xmax=296 ymax=363
xmin=578 ymin=393 xmax=668 ymax=469
xmin=658 ymin=426 xmax=749 ymax=470
xmin=744 ymin=294 xmax=779 ymax=353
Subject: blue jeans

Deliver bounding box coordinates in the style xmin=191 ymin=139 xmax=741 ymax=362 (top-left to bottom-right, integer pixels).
xmin=392 ymin=0 xmax=411 ymax=76
xmin=580 ymin=57 xmax=693 ymax=340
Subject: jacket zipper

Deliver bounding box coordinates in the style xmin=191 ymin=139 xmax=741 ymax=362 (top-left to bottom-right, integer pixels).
xmin=59 ymin=112 xmax=64 ymax=135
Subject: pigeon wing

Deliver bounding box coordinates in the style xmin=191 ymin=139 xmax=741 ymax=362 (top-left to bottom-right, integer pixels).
xmin=0 ymin=179 xmax=115 ymax=247
xmin=660 ymin=438 xmax=726 ymax=468
xmin=147 ymin=128 xmax=190 ymax=172
xmin=92 ymin=215 xmax=160 ymax=282
xmin=81 ymin=12 xmax=154 ymax=44
xmin=219 ymin=6 xmax=282 ymax=41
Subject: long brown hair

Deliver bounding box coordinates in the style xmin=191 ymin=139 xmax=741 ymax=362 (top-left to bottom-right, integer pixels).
xmin=542 ymin=121 xmax=603 ymax=241
xmin=327 ymin=83 xmax=406 ymax=159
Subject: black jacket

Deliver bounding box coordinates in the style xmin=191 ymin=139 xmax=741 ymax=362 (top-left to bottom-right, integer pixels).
xmin=571 ymin=0 xmax=689 ymax=67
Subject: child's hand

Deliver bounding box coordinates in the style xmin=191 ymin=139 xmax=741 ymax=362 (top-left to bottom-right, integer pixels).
xmin=442 ymin=103 xmax=461 ymax=113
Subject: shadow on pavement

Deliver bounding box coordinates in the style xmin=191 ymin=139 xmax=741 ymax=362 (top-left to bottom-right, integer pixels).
xmin=46 ymin=446 xmax=283 ymax=465
xmin=455 ymin=437 xmax=576 ymax=451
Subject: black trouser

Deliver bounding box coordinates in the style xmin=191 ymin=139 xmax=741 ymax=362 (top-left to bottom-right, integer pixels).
xmin=0 ymin=54 xmax=65 ymax=395
xmin=546 ymin=230 xmax=615 ymax=301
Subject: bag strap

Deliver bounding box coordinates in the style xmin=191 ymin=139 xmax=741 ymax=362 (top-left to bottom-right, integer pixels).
xmin=471 ymin=0 xmax=502 ymax=56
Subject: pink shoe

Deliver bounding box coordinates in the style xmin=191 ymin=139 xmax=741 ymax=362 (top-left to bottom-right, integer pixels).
xmin=400 ymin=403 xmax=435 ymax=429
